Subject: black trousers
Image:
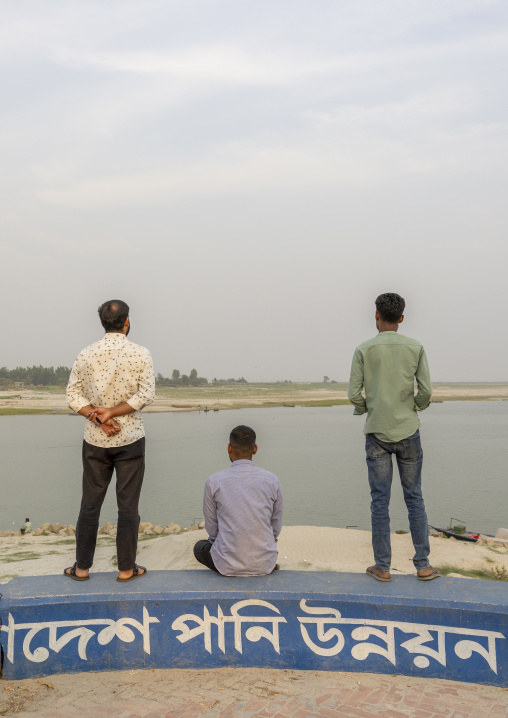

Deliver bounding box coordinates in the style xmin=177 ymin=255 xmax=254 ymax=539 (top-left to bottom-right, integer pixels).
xmin=193 ymin=540 xmax=279 ymax=575
xmin=76 ymin=438 xmax=145 ymax=571
xmin=193 ymin=540 xmax=221 ymax=573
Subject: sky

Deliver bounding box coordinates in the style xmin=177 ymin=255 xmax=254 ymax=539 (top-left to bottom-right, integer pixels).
xmin=1 ymin=0 xmax=507 ymax=382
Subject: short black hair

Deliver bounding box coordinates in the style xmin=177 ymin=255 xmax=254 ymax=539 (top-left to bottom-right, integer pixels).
xmin=229 ymin=425 xmax=256 ymax=454
xmin=98 ymin=300 xmax=130 ymax=332
xmin=25 ymin=518 xmax=29 ymax=522
xmin=375 ymin=293 xmax=405 ymax=323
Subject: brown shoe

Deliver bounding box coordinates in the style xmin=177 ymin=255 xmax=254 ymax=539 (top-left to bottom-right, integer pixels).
xmin=417 ymin=567 xmax=441 ymax=581
xmin=366 ymin=565 xmax=392 ymax=582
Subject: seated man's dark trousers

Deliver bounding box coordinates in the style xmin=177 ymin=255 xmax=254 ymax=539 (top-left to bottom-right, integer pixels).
xmin=75 ymin=438 xmax=145 ymax=571
xmin=194 ymin=539 xmax=221 ymax=573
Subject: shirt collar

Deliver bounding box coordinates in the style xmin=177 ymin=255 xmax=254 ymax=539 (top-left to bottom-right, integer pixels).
xmin=231 ymin=459 xmax=253 ymax=466
xmin=103 ymin=332 xmax=127 ymax=341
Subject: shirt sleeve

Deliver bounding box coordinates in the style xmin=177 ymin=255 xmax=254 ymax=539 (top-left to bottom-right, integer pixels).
xmin=203 ymin=479 xmax=218 ymax=543
xmin=271 ymin=483 xmax=283 ymax=541
xmin=66 ymin=357 xmax=90 ymax=413
xmin=414 ymin=348 xmax=432 ymax=411
xmin=348 ymin=349 xmax=367 ymax=415
xmin=126 ymin=351 xmax=156 ymax=411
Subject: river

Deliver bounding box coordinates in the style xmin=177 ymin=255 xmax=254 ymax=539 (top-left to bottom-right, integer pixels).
xmin=0 ymin=402 xmax=506 ymax=535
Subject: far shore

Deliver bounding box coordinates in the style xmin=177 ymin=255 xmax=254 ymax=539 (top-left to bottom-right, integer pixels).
xmin=1 ymin=382 xmax=508 ymax=416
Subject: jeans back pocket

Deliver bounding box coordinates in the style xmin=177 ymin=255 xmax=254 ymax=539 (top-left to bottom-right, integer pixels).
xmin=365 ymin=434 xmax=389 ymax=459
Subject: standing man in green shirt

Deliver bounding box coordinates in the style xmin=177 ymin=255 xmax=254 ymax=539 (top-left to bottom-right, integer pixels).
xmin=348 ymin=293 xmax=440 ymax=582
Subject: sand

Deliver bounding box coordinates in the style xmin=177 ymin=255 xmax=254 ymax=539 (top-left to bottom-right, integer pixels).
xmin=0 ymin=385 xmax=350 ymax=414
xmin=2 ymin=382 xmax=508 ymax=415
xmin=1 ymin=526 xmax=507 ymax=583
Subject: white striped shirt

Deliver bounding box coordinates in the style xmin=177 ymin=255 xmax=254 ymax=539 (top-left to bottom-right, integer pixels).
xmin=204 ymin=459 xmax=283 ymax=577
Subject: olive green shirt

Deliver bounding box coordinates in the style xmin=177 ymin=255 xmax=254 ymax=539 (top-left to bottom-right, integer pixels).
xmin=348 ymin=331 xmax=432 ymax=442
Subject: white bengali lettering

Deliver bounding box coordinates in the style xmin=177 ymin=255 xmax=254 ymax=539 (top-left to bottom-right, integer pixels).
xmin=0 ymin=607 xmax=159 ymax=664
xmin=297 ymin=600 xmax=345 ymax=656
xmin=172 ymin=599 xmax=286 ymax=654
xmin=297 ymin=600 xmax=505 ymax=673
xmin=350 ymin=625 xmax=396 ymax=665
xmin=2 ymin=598 xmax=504 ymax=675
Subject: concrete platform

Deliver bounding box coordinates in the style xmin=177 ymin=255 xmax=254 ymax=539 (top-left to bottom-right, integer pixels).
xmin=1 ymin=571 xmax=506 ymax=686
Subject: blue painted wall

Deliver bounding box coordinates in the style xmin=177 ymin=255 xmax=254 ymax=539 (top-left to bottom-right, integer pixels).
xmin=1 ymin=571 xmax=506 ymax=685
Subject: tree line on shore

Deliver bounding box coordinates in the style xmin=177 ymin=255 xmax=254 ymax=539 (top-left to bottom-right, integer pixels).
xmin=156 ymin=369 xmax=248 ymax=387
xmin=0 ymin=365 xmax=71 ymax=387
xmin=0 ymin=366 xmax=335 ymax=388
xmin=0 ymin=365 xmax=249 ymax=388
xmin=156 ymin=368 xmax=207 ymax=387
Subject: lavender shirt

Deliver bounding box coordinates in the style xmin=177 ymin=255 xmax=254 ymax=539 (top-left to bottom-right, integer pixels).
xmin=203 ymin=459 xmax=283 ymax=577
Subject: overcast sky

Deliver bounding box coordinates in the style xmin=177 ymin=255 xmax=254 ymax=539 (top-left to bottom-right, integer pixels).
xmin=1 ymin=0 xmax=507 ymax=382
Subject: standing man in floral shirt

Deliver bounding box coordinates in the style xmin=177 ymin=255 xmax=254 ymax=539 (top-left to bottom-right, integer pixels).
xmin=65 ymin=300 xmax=155 ymax=582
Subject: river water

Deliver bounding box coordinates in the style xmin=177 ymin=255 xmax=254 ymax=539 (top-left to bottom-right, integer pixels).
xmin=0 ymin=402 xmax=506 ymax=535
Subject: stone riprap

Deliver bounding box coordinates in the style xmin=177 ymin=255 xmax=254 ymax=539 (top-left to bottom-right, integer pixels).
xmin=0 ymin=520 xmax=205 ymax=538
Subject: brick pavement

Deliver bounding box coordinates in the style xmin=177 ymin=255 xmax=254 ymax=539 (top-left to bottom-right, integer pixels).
xmin=1 ymin=668 xmax=507 ymax=717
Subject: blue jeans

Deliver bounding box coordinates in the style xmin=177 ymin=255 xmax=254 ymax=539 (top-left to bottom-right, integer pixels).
xmin=365 ymin=430 xmax=430 ymax=573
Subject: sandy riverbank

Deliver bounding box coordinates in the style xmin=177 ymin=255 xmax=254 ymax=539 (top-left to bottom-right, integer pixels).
xmin=1 ymin=383 xmax=508 ymax=415
xmin=1 ymin=526 xmax=507 ymax=583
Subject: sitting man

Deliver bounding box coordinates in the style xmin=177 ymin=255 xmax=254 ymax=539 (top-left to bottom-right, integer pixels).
xmin=194 ymin=425 xmax=283 ymax=576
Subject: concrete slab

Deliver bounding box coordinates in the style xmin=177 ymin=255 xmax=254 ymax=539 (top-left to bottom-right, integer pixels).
xmin=1 ymin=571 xmax=507 ymax=686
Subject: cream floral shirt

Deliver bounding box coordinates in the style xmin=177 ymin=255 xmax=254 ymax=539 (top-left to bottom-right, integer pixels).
xmin=67 ymin=333 xmax=155 ymax=448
